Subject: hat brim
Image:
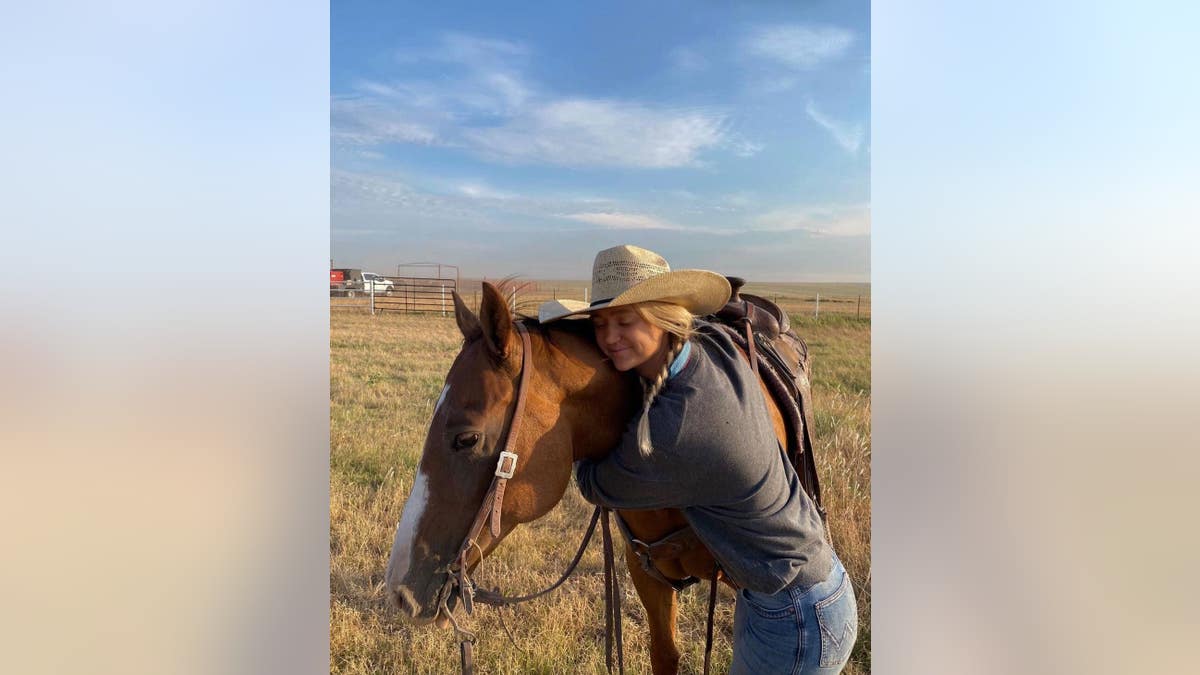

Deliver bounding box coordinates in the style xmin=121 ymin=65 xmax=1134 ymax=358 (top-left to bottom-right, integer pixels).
xmin=537 ymin=299 xmax=592 ymax=323
xmin=538 ymin=270 xmax=731 ymax=323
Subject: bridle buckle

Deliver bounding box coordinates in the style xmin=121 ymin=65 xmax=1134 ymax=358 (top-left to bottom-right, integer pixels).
xmin=494 ymin=451 xmax=518 ymax=479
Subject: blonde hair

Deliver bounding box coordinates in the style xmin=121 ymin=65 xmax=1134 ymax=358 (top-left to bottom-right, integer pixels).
xmin=631 ymin=302 xmax=696 ymax=457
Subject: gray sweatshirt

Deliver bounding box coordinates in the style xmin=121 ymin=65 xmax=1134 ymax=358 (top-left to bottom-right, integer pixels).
xmin=575 ymin=321 xmax=833 ymax=593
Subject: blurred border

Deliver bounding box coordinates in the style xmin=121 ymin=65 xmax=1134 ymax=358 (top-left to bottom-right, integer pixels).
xmin=2 ymin=2 xmax=1198 ymax=674
xmin=874 ymin=2 xmax=1199 ymax=673
xmin=0 ymin=1 xmax=330 ymax=673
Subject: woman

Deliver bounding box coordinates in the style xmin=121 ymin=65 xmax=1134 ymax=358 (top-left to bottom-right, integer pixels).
xmin=540 ymin=244 xmax=858 ymax=674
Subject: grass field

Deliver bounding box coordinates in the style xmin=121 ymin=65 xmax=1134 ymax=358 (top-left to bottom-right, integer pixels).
xmin=330 ymin=288 xmax=871 ymax=673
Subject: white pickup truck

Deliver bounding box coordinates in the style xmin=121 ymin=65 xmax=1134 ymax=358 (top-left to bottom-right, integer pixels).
xmin=361 ymin=272 xmax=394 ymax=296
xmin=331 ymin=269 xmax=394 ymax=297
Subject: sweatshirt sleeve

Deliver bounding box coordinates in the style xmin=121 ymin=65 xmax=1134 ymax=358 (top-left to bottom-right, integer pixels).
xmin=574 ymin=407 xmax=694 ymax=510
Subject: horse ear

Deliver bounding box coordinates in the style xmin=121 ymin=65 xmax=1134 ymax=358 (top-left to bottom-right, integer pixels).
xmin=478 ymin=282 xmax=514 ymax=361
xmin=452 ymin=291 xmax=482 ymax=341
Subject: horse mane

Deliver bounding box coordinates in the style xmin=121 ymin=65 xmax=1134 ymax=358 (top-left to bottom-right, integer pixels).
xmin=516 ymin=314 xmax=595 ymax=348
xmin=482 ymin=276 xmax=596 ymax=347
xmin=459 ymin=273 xmax=595 ymax=351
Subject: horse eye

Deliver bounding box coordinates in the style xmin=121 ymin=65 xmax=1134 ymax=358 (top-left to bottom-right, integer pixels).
xmin=453 ymin=432 xmax=481 ymax=451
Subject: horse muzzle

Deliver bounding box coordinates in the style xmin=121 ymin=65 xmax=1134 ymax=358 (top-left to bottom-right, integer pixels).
xmin=386 ymin=578 xmax=461 ymax=627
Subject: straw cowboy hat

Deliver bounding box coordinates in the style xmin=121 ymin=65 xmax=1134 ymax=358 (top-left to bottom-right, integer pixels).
xmin=539 ymin=244 xmax=731 ymax=323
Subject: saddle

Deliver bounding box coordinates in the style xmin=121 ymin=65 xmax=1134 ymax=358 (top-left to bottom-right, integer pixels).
xmin=715 ymin=278 xmax=787 ymax=340
xmin=714 ymin=277 xmax=824 ymax=521
xmin=618 ymin=277 xmax=827 ymax=594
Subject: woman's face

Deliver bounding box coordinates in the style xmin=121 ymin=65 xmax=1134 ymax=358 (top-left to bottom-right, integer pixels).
xmin=590 ymin=306 xmax=669 ymax=379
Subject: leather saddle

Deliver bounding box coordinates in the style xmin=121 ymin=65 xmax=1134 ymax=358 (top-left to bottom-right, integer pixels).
xmin=711 ymin=277 xmax=822 ymax=520
xmin=715 ymin=277 xmax=786 ymax=340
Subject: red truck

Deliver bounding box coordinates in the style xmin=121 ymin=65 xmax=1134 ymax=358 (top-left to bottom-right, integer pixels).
xmin=330 ymin=268 xmax=362 ymax=297
xmin=331 ymin=268 xmax=393 ymax=297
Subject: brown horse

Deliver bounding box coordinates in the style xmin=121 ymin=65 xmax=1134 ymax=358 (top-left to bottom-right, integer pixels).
xmin=385 ymin=283 xmax=787 ymax=675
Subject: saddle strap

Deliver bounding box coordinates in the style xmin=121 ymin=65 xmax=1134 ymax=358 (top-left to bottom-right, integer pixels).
xmin=744 ymin=321 xmax=758 ymax=374
xmin=459 ymin=639 xmax=474 ymax=675
xmin=703 ymin=565 xmax=720 ymax=675
xmin=613 ymin=513 xmax=702 ymax=591
xmin=600 ymin=508 xmax=625 ymax=674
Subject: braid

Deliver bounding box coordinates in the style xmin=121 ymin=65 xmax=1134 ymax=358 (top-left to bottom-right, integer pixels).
xmin=635 ymin=336 xmax=686 ymax=458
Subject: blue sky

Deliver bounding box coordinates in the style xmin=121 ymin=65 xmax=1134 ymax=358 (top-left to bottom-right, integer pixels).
xmin=332 ymin=1 xmax=869 ymax=281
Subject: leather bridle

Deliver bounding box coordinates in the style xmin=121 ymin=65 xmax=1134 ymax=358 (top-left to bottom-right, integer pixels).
xmin=434 ymin=321 xmax=626 ymax=675
xmin=449 ymin=322 xmax=533 ymax=614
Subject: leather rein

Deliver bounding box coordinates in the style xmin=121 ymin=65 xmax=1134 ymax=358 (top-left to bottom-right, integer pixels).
xmin=437 ymin=322 xmax=627 ymax=674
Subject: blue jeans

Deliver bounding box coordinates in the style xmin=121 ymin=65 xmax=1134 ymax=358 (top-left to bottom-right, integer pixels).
xmin=729 ymin=554 xmax=858 ymax=674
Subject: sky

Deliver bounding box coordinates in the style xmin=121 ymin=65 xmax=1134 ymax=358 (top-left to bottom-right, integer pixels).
xmin=331 ymin=1 xmax=869 ymax=282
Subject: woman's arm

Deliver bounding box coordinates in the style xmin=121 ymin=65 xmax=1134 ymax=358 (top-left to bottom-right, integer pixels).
xmin=574 ymin=407 xmax=698 ymax=510
xmin=574 ymin=455 xmax=684 ymax=510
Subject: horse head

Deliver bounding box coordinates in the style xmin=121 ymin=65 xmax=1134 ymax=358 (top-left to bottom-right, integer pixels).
xmin=384 ymin=282 xmax=637 ymax=625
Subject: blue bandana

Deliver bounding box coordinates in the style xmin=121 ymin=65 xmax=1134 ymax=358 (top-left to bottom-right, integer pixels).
xmin=667 ymin=341 xmax=692 ymax=379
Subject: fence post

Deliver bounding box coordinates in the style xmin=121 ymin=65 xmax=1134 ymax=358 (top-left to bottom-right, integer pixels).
xmin=441 ymin=285 xmax=446 ymax=317
xmin=814 ymin=292 xmax=820 ymax=320
xmin=857 ymin=295 xmax=861 ymax=319
xmin=369 ymin=281 xmax=375 ymax=316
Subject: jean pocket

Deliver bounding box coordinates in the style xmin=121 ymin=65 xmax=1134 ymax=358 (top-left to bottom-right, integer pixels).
xmin=813 ymin=571 xmax=858 ymax=668
xmin=740 ymin=588 xmax=796 ymax=620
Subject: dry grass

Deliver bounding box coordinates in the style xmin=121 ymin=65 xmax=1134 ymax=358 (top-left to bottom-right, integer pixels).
xmin=330 ymin=303 xmax=871 ymax=673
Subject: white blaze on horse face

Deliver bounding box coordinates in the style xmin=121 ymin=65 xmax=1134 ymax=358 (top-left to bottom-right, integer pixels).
xmin=434 ymin=385 xmax=449 ymax=416
xmin=387 ymin=469 xmax=430 ymax=587
xmin=387 ymin=385 xmax=447 ymax=589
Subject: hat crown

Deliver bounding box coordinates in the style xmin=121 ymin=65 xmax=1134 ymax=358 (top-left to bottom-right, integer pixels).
xmin=539 ymin=243 xmax=730 ymax=323
xmin=591 ymin=245 xmax=671 ymax=303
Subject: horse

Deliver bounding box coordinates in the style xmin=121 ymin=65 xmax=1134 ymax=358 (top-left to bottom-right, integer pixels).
xmin=384 ymin=282 xmax=789 ymax=675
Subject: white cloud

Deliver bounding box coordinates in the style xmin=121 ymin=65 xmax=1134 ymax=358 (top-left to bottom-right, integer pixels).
xmin=332 ymin=32 xmax=730 ymax=169
xmin=721 ymin=192 xmax=754 ymax=208
xmin=334 ymin=169 xmax=869 ymax=244
xmin=481 ymin=71 xmax=531 ymax=110
xmin=437 ymin=32 xmax=530 ymax=64
xmin=726 ymin=137 xmax=765 ymax=158
xmin=350 ymin=69 xmax=530 ymax=119
xmin=333 ymin=169 xmax=633 ymax=229
xmin=331 ymin=170 xmax=462 ymax=217
xmin=355 ymin=81 xmax=401 ymax=98
xmin=743 ymin=24 xmax=854 ymax=70
xmin=805 ymin=100 xmax=864 ymax=154
xmin=669 ymin=46 xmax=708 ymax=73
xmin=331 ymin=97 xmax=439 ymax=146
xmin=753 ymin=204 xmax=870 ymax=237
xmin=747 ymin=76 xmax=799 ymax=96
xmin=457 ymin=183 xmax=514 ymax=200
xmin=562 ymin=212 xmax=686 ymax=230
xmin=466 ymin=99 xmax=727 ymax=168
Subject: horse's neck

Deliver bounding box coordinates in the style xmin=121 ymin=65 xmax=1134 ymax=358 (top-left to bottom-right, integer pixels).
xmin=541 ymin=328 xmax=640 ymax=462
